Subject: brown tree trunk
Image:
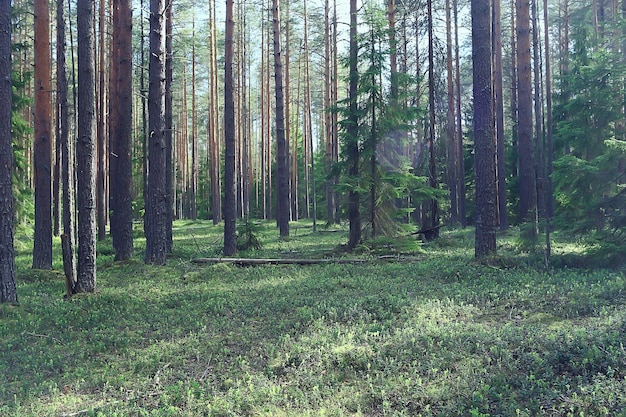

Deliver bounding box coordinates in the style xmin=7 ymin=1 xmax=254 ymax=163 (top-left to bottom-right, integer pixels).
xmin=223 ymin=0 xmax=237 ymax=256
xmin=165 ymin=2 xmax=173 ymax=251
xmin=33 ymin=0 xmax=53 ymax=269
xmin=97 ymin=0 xmax=107 ymax=241
xmin=453 ymin=9 xmax=465 ymax=231
xmin=273 ymin=0 xmax=290 ymax=238
xmin=472 ymin=0 xmax=497 ymax=257
xmin=0 ymin=0 xmax=17 ymax=303
xmin=532 ymin=0 xmax=545 ymax=220
xmin=76 ymin=0 xmax=98 ymax=292
xmin=516 ymin=0 xmax=538 ymax=230
xmin=446 ymin=0 xmax=458 ymax=225
xmin=109 ymin=0 xmax=134 ymax=261
xmin=424 ymin=0 xmax=440 ymax=240
xmin=303 ymin=0 xmax=316 ymax=231
xmin=347 ymin=0 xmax=361 ymax=250
xmin=144 ymin=0 xmax=168 ymax=265
xmin=57 ymin=0 xmax=77 ymax=294
xmin=190 ymin=16 xmax=198 ymax=220
xmin=208 ymin=0 xmax=221 ymax=224
xmin=493 ymin=0 xmax=508 ymax=230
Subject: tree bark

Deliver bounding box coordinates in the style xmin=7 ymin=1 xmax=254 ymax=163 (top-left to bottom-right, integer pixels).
xmin=454 ymin=0 xmax=466 ymax=227
xmin=223 ymin=0 xmax=237 ymax=256
xmin=144 ymin=0 xmax=168 ymax=265
xmin=33 ymin=0 xmax=53 ymax=269
xmin=0 ymin=0 xmax=17 ymax=303
xmin=493 ymin=0 xmax=508 ymax=230
xmin=446 ymin=0 xmax=458 ymax=225
xmin=347 ymin=0 xmax=361 ymax=250
xmin=76 ymin=0 xmax=98 ymax=292
xmin=109 ymin=0 xmax=134 ymax=261
xmin=97 ymin=0 xmax=107 ymax=241
xmin=57 ymin=0 xmax=76 ymax=295
xmin=472 ymin=0 xmax=497 ymax=257
xmin=272 ymin=0 xmax=290 ymax=238
xmin=165 ymin=2 xmax=173 ymax=251
xmin=516 ymin=0 xmax=538 ymax=230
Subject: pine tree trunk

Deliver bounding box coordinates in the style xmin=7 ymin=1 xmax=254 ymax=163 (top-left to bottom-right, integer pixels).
xmin=97 ymin=0 xmax=107 ymax=241
xmin=532 ymin=0 xmax=545 ymax=221
xmin=424 ymin=0 xmax=440 ymax=240
xmin=516 ymin=0 xmax=538 ymax=230
xmin=446 ymin=0 xmax=458 ymax=225
xmin=57 ymin=0 xmax=76 ymax=294
xmin=76 ymin=0 xmax=98 ymax=292
xmin=165 ymin=2 xmax=173 ymax=251
xmin=223 ymin=0 xmax=237 ymax=256
xmin=303 ymin=0 xmax=316 ymax=231
xmin=144 ymin=0 xmax=168 ymax=265
xmin=347 ymin=0 xmax=361 ymax=250
xmin=273 ymin=0 xmax=290 ymax=238
xmin=109 ymin=0 xmax=134 ymax=261
xmin=33 ymin=0 xmax=53 ymax=269
xmin=493 ymin=0 xmax=508 ymax=230
xmin=472 ymin=0 xmax=497 ymax=257
xmin=0 ymin=0 xmax=17 ymax=303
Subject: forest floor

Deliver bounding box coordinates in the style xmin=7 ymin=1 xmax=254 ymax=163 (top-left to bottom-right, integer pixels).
xmin=1 ymin=220 xmax=626 ymax=416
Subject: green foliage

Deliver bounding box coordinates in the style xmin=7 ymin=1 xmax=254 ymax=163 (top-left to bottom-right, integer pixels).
xmin=2 ymin=224 xmax=626 ymax=416
xmin=11 ymin=68 xmax=33 ymax=225
xmin=553 ymin=24 xmax=626 ymax=258
xmin=236 ymin=217 xmax=263 ymax=251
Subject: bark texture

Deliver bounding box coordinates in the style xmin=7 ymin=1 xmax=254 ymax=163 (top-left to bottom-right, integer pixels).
xmin=223 ymin=0 xmax=237 ymax=256
xmin=0 ymin=0 xmax=17 ymax=303
xmin=472 ymin=0 xmax=498 ymax=257
xmin=76 ymin=0 xmax=97 ymax=292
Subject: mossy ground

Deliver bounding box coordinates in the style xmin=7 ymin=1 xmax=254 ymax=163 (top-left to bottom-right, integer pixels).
xmin=1 ymin=221 xmax=625 ymax=416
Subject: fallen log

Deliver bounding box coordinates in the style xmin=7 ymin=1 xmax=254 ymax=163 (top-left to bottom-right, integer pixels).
xmin=191 ymin=256 xmax=423 ymax=265
xmin=191 ymin=257 xmax=368 ymax=266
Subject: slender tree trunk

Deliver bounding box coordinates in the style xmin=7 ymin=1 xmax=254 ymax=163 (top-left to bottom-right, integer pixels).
xmin=190 ymin=15 xmax=198 ymax=220
xmin=324 ymin=0 xmax=333 ymax=223
xmin=453 ymin=0 xmax=467 ymax=227
xmin=533 ymin=0 xmax=545 ymax=221
xmin=516 ymin=0 xmax=538 ymax=230
xmin=273 ymin=0 xmax=290 ymax=237
xmin=472 ymin=0 xmax=497 ymax=257
xmin=424 ymin=0 xmax=440 ymax=240
xmin=144 ymin=0 xmax=168 ymax=265
xmin=165 ymin=2 xmax=173 ymax=251
xmin=208 ymin=0 xmax=220 ymax=224
xmin=303 ymin=0 xmax=316 ymax=231
xmin=0 ymin=0 xmax=17 ymax=303
xmin=544 ymin=0 xmax=553 ymax=259
xmin=109 ymin=0 xmax=134 ymax=261
xmin=97 ymin=0 xmax=107 ymax=241
xmin=510 ymin=0 xmax=518 ymax=178
xmin=33 ymin=0 xmax=53 ymax=269
xmin=57 ymin=0 xmax=76 ymax=294
xmin=347 ymin=0 xmax=361 ymax=250
xmin=140 ymin=0 xmax=148 ymax=216
xmin=493 ymin=0 xmax=507 ymax=230
xmin=76 ymin=0 xmax=98 ymax=292
xmin=223 ymin=0 xmax=237 ymax=255
xmin=446 ymin=0 xmax=458 ymax=225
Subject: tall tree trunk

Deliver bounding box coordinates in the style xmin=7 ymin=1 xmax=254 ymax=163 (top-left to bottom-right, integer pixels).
xmin=347 ymin=0 xmax=361 ymax=250
xmin=493 ymin=0 xmax=508 ymax=230
xmin=424 ymin=0 xmax=440 ymax=240
xmin=144 ymin=0 xmax=168 ymax=265
xmin=544 ymin=0 xmax=553 ymax=259
xmin=532 ymin=0 xmax=545 ymax=221
xmin=57 ymin=0 xmax=77 ymax=294
xmin=324 ymin=0 xmax=333 ymax=223
xmin=140 ymin=0 xmax=148 ymax=216
xmin=516 ymin=0 xmax=538 ymax=231
xmin=510 ymin=0 xmax=518 ymax=178
xmin=109 ymin=0 xmax=134 ymax=261
xmin=273 ymin=0 xmax=289 ymax=237
xmin=208 ymin=0 xmax=221 ymax=224
xmin=446 ymin=0 xmax=458 ymax=225
xmin=190 ymin=15 xmax=198 ymax=220
xmin=0 ymin=0 xmax=17 ymax=303
xmin=223 ymin=0 xmax=237 ymax=255
xmin=97 ymin=0 xmax=107 ymax=241
xmin=76 ymin=0 xmax=97 ymax=292
xmin=303 ymin=0 xmax=316 ymax=231
xmin=33 ymin=0 xmax=53 ymax=269
xmin=454 ymin=0 xmax=466 ymax=226
xmin=165 ymin=2 xmax=173 ymax=251
xmin=472 ymin=0 xmax=497 ymax=257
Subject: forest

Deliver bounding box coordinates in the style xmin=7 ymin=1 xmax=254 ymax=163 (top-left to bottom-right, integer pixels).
xmin=1 ymin=0 xmax=626 ymax=415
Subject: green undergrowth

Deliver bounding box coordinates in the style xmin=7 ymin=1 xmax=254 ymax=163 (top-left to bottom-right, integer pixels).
xmin=1 ymin=221 xmax=626 ymax=416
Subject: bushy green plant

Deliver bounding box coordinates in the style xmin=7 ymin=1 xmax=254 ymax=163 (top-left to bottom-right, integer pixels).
xmin=236 ymin=217 xmax=263 ymax=251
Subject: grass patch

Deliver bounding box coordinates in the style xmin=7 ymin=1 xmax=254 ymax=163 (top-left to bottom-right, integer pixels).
xmin=1 ymin=221 xmax=626 ymax=416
